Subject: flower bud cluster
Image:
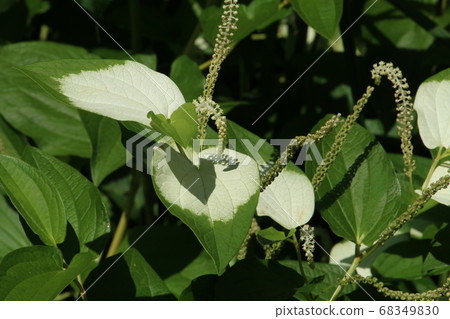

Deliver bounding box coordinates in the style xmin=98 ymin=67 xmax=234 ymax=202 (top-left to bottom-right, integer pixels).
xmin=371 ymin=61 xmax=415 ymax=177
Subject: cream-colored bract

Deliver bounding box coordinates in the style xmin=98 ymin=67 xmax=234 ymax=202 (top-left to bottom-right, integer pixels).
xmin=58 ymin=61 xmax=185 ymax=124
xmin=257 ymin=166 xmax=314 ymax=230
xmin=425 ymin=161 xmax=450 ymax=206
xmin=152 ymin=147 xmax=260 ymax=223
xmin=414 ymin=80 xmax=450 ymax=149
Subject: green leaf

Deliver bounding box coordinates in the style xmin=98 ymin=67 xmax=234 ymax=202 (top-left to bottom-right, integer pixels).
xmin=306 ymin=117 xmax=402 ymax=245
xmin=79 ymin=112 xmax=127 ymax=186
xmin=291 ymin=0 xmax=343 ymax=40
xmin=84 ymin=248 xmax=173 ymax=300
xmin=280 ymin=260 xmax=357 ymax=300
xmin=180 ymin=258 xmax=304 ymax=300
xmin=226 ymin=120 xmax=276 ymax=164
xmin=372 ymin=240 xmax=428 ymax=280
xmin=170 ymin=55 xmax=205 ymax=102
xmin=25 ymin=0 xmax=50 ymax=24
xmin=388 ymin=0 xmax=450 ymax=48
xmin=148 ymin=102 xmax=198 ymax=148
xmin=0 ymin=115 xmax=27 ymax=158
xmin=0 ymin=42 xmax=94 ymax=157
xmin=18 ymin=59 xmax=185 ymax=125
xmin=152 ymin=147 xmax=260 ymax=274
xmin=0 ymin=155 xmax=66 ymax=247
xmin=423 ymin=224 xmax=450 ymax=275
xmin=361 ymin=0 xmax=435 ymax=50
xmin=200 ymin=0 xmax=290 ymax=44
xmin=0 ymin=246 xmax=94 ymax=300
xmin=164 ymin=251 xmax=216 ymax=298
xmin=22 ymin=147 xmax=110 ymax=255
xmin=120 ymin=225 xmax=207 ymax=279
xmin=257 ymin=226 xmax=288 ymax=244
xmin=0 ymin=196 xmax=31 ymax=260
xmin=388 ymin=154 xmax=433 ymax=190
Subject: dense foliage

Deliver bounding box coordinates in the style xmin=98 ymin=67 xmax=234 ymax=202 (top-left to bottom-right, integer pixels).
xmin=0 ymin=0 xmax=449 ymax=301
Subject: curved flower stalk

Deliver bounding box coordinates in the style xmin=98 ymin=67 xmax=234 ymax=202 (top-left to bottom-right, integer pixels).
xmin=372 ymin=62 xmax=416 ymax=179
xmin=237 ymin=218 xmax=260 ymax=260
xmin=341 ymin=274 xmax=450 ymax=301
xmin=312 ymin=86 xmax=374 ymax=191
xmin=194 ymin=0 xmax=240 ymax=153
xmin=261 ymin=114 xmax=341 ymax=190
xmin=193 ymin=96 xmax=227 ymax=152
xmin=377 ymin=174 xmax=450 ymax=245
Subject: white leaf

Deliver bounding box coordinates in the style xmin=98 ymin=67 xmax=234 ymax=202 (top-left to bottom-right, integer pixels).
xmin=152 ymin=146 xmax=260 ymax=272
xmin=58 ymin=61 xmax=185 ymax=124
xmin=425 ymin=161 xmax=450 ymax=206
xmin=153 ymin=147 xmax=259 ymax=222
xmin=413 ymin=70 xmax=450 ymax=149
xmin=257 ymin=163 xmax=314 ymax=229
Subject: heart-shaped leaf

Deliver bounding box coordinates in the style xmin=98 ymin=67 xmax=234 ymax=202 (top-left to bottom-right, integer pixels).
xmin=306 ymin=117 xmax=402 ymax=245
xmin=18 ymin=59 xmax=186 ymax=125
xmin=152 ymin=147 xmax=260 ymax=274
xmin=257 ymin=162 xmax=315 ymax=230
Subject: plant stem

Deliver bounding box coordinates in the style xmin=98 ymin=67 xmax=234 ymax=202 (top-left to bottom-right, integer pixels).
xmin=423 ymin=147 xmax=444 ymax=189
xmin=441 ymin=0 xmax=448 ymax=15
xmin=106 ymin=170 xmax=141 ymax=257
xmin=63 ymin=260 xmax=87 ymax=300
xmin=279 ymin=0 xmax=290 ymax=9
xmin=330 ymin=255 xmax=361 ymax=301
xmin=292 ymin=231 xmax=307 ymax=278
xmin=53 ymin=291 xmax=73 ymax=301
xmin=39 ymin=25 xmax=49 ymax=41
xmin=75 ymin=275 xmax=88 ymax=301
xmin=199 ymin=59 xmax=212 ymax=71
xmin=175 ymin=141 xmax=189 ymax=160
xmin=290 ymin=231 xmax=314 ymax=300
